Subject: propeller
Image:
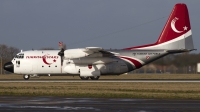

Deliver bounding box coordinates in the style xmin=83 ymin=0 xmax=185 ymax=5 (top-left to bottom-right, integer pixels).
xmin=58 ymin=42 xmax=65 ymax=66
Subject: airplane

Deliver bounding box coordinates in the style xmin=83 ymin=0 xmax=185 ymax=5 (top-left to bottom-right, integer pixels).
xmin=4 ymin=3 xmax=195 ymax=80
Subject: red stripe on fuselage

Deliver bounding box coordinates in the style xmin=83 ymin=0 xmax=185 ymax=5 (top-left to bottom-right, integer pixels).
xmin=119 ymin=56 xmax=143 ymax=68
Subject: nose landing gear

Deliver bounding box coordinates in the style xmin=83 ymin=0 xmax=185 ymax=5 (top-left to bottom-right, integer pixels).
xmin=23 ymin=74 xmax=30 ymax=80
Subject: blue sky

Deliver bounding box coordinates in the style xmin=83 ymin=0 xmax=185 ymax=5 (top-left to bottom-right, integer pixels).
xmin=0 ymin=0 xmax=200 ymax=53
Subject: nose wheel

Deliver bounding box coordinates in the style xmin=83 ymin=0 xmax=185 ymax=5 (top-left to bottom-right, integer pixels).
xmin=23 ymin=74 xmax=30 ymax=80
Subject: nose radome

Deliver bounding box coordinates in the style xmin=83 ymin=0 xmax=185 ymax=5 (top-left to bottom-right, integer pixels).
xmin=4 ymin=62 xmax=14 ymax=73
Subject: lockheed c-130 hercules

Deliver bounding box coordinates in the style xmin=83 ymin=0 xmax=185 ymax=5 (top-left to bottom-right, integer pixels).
xmin=4 ymin=3 xmax=195 ymax=80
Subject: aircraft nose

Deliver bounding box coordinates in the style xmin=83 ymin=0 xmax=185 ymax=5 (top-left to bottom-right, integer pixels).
xmin=4 ymin=62 xmax=14 ymax=73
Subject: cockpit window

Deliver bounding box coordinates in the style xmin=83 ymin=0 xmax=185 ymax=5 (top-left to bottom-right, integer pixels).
xmin=15 ymin=53 xmax=24 ymax=59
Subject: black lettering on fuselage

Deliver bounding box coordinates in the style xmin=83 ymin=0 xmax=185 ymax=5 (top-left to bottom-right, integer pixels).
xmin=133 ymin=52 xmax=161 ymax=56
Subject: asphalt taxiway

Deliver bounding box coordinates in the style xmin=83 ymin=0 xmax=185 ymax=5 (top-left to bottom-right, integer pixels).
xmin=0 ymin=96 xmax=200 ymax=112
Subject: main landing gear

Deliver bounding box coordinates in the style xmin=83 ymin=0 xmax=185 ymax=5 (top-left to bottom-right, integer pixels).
xmin=80 ymin=76 xmax=100 ymax=80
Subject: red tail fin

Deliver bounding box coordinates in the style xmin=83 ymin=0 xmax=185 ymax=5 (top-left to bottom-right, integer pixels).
xmin=156 ymin=3 xmax=190 ymax=44
xmin=124 ymin=3 xmax=193 ymax=50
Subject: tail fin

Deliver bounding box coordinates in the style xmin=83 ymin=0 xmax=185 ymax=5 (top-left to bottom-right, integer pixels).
xmin=124 ymin=3 xmax=194 ymax=50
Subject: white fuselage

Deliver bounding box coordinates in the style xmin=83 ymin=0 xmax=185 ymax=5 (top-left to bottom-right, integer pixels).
xmin=12 ymin=49 xmax=143 ymax=76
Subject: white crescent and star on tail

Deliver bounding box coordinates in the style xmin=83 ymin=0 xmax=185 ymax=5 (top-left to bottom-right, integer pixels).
xmin=171 ymin=17 xmax=188 ymax=33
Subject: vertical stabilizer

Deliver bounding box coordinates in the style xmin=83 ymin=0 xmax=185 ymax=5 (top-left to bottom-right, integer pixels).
xmin=124 ymin=3 xmax=194 ymax=50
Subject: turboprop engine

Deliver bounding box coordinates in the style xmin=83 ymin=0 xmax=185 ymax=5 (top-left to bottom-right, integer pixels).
xmin=64 ymin=49 xmax=90 ymax=59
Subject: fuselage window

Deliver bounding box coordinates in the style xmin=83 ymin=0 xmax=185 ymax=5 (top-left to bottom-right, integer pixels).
xmin=16 ymin=61 xmax=20 ymax=64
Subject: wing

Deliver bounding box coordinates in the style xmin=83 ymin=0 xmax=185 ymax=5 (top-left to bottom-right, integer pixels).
xmin=83 ymin=47 xmax=116 ymax=57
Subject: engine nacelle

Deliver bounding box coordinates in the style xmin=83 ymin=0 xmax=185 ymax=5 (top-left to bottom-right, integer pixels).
xmin=64 ymin=48 xmax=104 ymax=59
xmin=64 ymin=49 xmax=90 ymax=59
xmin=64 ymin=64 xmax=79 ymax=74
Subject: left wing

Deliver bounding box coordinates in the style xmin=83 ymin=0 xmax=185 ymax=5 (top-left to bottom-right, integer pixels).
xmin=83 ymin=47 xmax=115 ymax=57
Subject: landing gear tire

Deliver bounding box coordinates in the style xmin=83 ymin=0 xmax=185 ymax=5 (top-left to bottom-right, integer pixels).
xmin=23 ymin=74 xmax=30 ymax=80
xmin=90 ymin=76 xmax=100 ymax=80
xmin=80 ymin=76 xmax=89 ymax=80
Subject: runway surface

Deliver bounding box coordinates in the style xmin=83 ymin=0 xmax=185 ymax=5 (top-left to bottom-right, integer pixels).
xmin=0 ymin=96 xmax=200 ymax=112
xmin=1 ymin=79 xmax=200 ymax=82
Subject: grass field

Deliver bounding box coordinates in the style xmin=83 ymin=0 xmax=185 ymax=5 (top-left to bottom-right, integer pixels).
xmin=1 ymin=74 xmax=200 ymax=99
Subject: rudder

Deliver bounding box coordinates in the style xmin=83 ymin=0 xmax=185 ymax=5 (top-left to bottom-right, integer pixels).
xmin=124 ymin=3 xmax=194 ymax=50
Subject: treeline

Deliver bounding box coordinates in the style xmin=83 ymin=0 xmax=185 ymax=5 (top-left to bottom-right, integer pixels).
xmin=152 ymin=53 xmax=200 ymax=67
xmin=0 ymin=44 xmax=19 ymax=65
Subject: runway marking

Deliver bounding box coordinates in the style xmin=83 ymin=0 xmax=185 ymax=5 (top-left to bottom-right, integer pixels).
xmin=1 ymin=80 xmax=200 ymax=82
